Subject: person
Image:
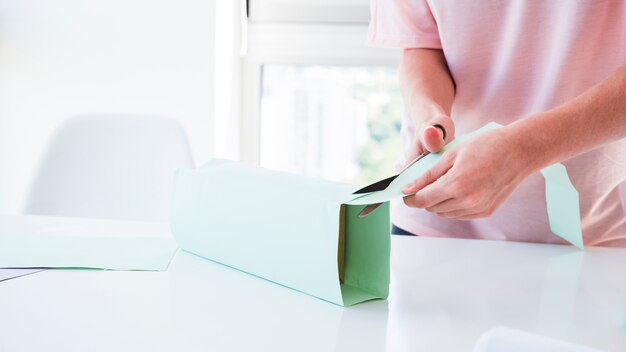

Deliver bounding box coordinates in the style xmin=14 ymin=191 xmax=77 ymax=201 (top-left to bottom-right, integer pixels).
xmin=367 ymin=1 xmax=626 ymax=247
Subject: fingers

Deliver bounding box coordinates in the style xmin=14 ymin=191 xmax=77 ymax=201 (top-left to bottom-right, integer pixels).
xmin=435 ymin=199 xmax=498 ymax=220
xmin=436 ymin=210 xmax=490 ymax=221
xmin=420 ymin=116 xmax=455 ymax=153
xmin=403 ymin=184 xmax=451 ymax=209
xmin=405 ymin=116 xmax=455 ymax=165
xmin=406 ymin=198 xmax=490 ymax=220
xmin=425 ymin=198 xmax=463 ymax=213
xmin=402 ymin=170 xmax=455 ymax=209
xmin=402 ymin=154 xmax=454 ymax=194
xmin=422 ymin=126 xmax=445 ymax=152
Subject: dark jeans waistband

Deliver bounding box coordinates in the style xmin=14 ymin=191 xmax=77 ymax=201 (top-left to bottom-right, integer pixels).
xmin=391 ymin=224 xmax=417 ymax=236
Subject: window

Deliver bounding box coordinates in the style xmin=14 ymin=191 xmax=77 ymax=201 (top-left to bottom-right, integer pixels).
xmin=259 ymin=64 xmax=402 ymax=185
xmin=237 ymin=3 xmax=403 ymax=185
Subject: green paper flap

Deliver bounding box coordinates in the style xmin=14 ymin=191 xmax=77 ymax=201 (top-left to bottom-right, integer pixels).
xmin=540 ymin=164 xmax=584 ymax=249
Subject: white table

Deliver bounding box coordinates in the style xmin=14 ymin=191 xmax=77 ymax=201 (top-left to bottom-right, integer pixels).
xmin=0 ymin=236 xmax=624 ymax=351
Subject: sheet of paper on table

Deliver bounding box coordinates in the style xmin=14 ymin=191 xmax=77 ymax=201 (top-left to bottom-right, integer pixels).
xmin=0 ymin=214 xmax=178 ymax=271
xmin=0 ymin=268 xmax=46 ymax=282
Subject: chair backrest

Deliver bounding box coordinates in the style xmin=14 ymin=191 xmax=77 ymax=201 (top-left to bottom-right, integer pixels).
xmin=23 ymin=114 xmax=194 ymax=222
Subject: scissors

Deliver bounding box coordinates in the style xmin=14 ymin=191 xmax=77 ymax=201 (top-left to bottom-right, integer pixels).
xmin=352 ymin=151 xmax=430 ymax=218
xmin=352 ymin=124 xmax=446 ymax=218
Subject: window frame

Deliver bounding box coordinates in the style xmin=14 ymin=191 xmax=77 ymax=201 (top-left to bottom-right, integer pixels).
xmin=248 ymin=0 xmax=370 ymax=24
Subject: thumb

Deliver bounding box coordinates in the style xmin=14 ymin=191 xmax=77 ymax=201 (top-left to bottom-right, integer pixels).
xmin=420 ymin=117 xmax=455 ymax=153
xmin=402 ymin=155 xmax=454 ymax=195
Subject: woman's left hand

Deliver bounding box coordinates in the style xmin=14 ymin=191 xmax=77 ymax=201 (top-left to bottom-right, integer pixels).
xmin=402 ymin=128 xmax=535 ymax=220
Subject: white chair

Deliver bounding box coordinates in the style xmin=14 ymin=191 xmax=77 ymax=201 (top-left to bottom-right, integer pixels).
xmin=23 ymin=114 xmax=194 ymax=222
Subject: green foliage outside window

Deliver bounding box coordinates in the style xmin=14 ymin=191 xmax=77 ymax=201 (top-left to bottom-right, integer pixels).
xmin=349 ymin=67 xmax=403 ymax=185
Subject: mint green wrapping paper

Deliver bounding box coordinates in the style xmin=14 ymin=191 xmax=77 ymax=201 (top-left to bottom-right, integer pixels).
xmin=170 ymin=160 xmax=391 ymax=306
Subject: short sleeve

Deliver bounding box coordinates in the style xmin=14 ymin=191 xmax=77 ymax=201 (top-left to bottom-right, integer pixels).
xmin=367 ymin=0 xmax=442 ymax=49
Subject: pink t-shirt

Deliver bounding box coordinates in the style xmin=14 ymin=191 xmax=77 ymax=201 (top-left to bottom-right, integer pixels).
xmin=367 ymin=0 xmax=626 ymax=247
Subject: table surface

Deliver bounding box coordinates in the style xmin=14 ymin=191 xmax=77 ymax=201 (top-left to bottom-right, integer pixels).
xmin=0 ymin=235 xmax=624 ymax=352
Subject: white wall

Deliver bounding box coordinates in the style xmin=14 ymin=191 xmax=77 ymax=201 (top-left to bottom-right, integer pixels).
xmin=0 ymin=0 xmax=215 ymax=213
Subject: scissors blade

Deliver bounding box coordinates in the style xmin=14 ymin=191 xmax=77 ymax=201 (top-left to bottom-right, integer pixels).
xmin=400 ymin=151 xmax=430 ymax=172
xmin=351 ymin=151 xmax=431 ymax=195
xmin=352 ymin=175 xmax=397 ymax=194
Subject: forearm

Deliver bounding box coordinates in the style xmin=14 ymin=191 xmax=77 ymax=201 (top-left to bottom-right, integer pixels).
xmin=400 ymin=48 xmax=456 ymax=126
xmin=507 ymin=64 xmax=626 ymax=173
